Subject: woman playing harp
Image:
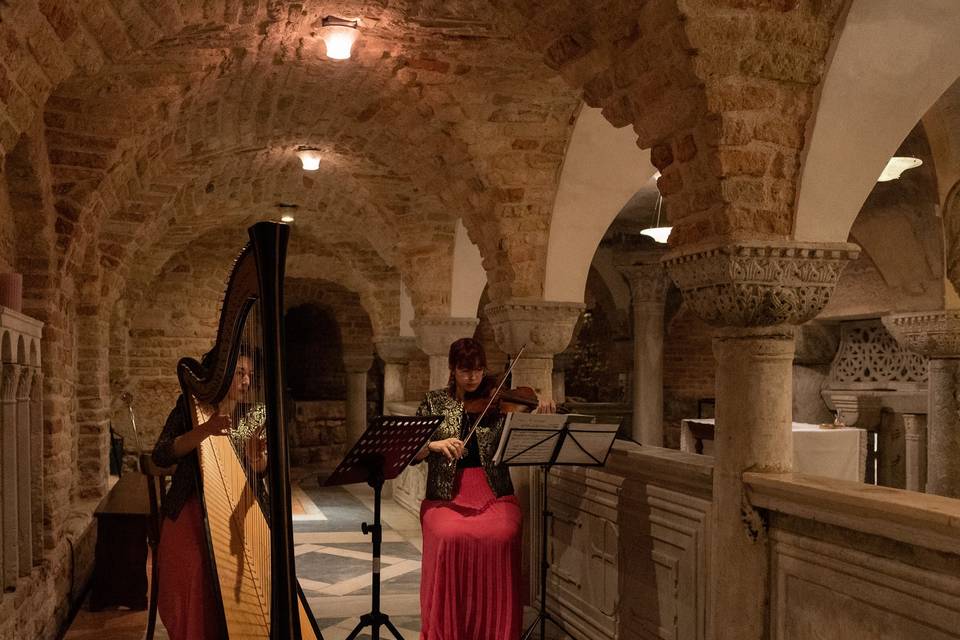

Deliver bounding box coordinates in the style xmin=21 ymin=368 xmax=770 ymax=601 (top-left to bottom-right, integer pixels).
xmin=152 ymin=346 xmax=266 ymax=639
xmin=151 ymin=222 xmax=320 ymax=640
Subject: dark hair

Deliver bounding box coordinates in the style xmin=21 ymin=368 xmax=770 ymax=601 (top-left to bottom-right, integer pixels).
xmin=448 ymin=337 xmax=486 ymax=371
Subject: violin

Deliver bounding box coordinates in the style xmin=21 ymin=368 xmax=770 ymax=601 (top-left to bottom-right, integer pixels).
xmin=463 ymin=374 xmax=539 ymax=416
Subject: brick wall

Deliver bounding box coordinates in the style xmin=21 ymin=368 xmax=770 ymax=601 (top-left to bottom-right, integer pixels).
xmin=663 ymin=297 xmax=718 ymax=449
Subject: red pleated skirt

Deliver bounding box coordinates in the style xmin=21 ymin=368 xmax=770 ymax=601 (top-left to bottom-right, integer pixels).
xmin=419 ymin=467 xmax=523 ymax=640
xmin=157 ymin=495 xmax=223 ymax=640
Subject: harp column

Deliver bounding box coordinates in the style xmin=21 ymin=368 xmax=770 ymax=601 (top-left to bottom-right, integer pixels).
xmin=619 ymin=262 xmax=669 ymax=447
xmin=374 ymin=336 xmax=419 ymax=403
xmin=343 ymin=352 xmax=374 ymax=448
xmin=411 ymin=317 xmax=479 ymax=391
xmin=665 ymin=241 xmax=859 ymax=640
xmin=484 ymin=299 xmax=584 ymax=605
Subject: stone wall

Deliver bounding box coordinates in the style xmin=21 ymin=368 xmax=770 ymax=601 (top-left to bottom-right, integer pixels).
xmin=290 ymin=400 xmax=349 ymax=472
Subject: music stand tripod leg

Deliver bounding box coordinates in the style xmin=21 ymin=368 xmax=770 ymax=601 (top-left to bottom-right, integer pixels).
xmin=344 ymin=464 xmax=405 ymax=640
xmin=521 ymin=463 xmax=574 ymax=640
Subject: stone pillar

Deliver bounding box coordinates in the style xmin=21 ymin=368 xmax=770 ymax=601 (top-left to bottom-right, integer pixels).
xmin=16 ymin=366 xmax=33 ymax=575
xmin=666 ymin=241 xmax=859 ymax=640
xmin=884 ymin=311 xmax=960 ymax=498
xmin=903 ymin=413 xmax=928 ymax=492
xmin=620 ymin=263 xmax=669 ymax=446
xmin=411 ymin=316 xmax=478 ymax=390
xmin=485 ymin=299 xmax=584 ymax=603
xmin=342 ymin=353 xmax=373 ymax=448
xmin=374 ymin=335 xmax=419 ymax=402
xmin=1 ymin=363 xmax=21 ymax=589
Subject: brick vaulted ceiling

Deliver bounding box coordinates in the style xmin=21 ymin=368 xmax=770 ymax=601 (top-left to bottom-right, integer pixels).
xmin=5 ymin=0 xmax=582 ymax=323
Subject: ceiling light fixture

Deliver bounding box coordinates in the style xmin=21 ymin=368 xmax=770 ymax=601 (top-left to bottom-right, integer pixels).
xmin=640 ymin=183 xmax=671 ymax=244
xmin=280 ymin=215 xmax=295 ymax=223
xmin=296 ymin=147 xmax=321 ymax=171
xmin=320 ymin=16 xmax=360 ymax=60
xmin=878 ymin=156 xmax=922 ymax=182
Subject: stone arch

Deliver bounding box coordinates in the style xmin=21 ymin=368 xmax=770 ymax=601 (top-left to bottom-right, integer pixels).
xmin=450 ymin=220 xmax=486 ymax=318
xmin=543 ymin=107 xmax=652 ymax=302
xmin=16 ymin=335 xmax=26 ymax=365
xmin=794 ymin=0 xmax=960 ymax=243
xmin=943 ymin=179 xmax=960 ymax=295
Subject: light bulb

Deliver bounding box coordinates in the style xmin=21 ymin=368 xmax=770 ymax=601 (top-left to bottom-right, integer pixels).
xmin=321 ymin=24 xmax=359 ymax=60
xmin=296 ymin=149 xmax=321 ymax=171
xmin=280 ymin=215 xmax=295 ymax=223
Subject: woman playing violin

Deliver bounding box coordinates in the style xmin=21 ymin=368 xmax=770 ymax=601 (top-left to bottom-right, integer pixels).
xmin=413 ymin=337 xmax=552 ymax=640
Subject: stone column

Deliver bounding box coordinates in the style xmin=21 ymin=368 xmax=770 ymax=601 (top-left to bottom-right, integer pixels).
xmin=374 ymin=335 xmax=419 ymax=403
xmin=903 ymin=414 xmax=928 ymax=492
xmin=16 ymin=366 xmax=33 ymax=574
xmin=666 ymin=241 xmax=859 ymax=640
xmin=620 ymin=263 xmax=669 ymax=446
xmin=411 ymin=316 xmax=478 ymax=390
xmin=342 ymin=353 xmax=373 ymax=448
xmin=883 ymin=311 xmax=960 ymax=497
xmin=485 ymin=299 xmax=584 ymax=603
xmin=1 ymin=363 xmax=21 ymax=589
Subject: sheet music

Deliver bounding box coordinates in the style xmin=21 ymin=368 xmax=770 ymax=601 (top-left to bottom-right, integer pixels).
xmin=493 ymin=413 xmax=566 ymax=465
xmin=554 ymin=423 xmax=619 ymax=465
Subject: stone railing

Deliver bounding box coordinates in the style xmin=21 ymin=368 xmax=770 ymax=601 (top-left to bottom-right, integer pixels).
xmin=547 ymin=442 xmax=712 ymax=639
xmin=745 ymin=473 xmax=960 ymax=638
xmin=384 ymin=401 xmax=424 ymax=515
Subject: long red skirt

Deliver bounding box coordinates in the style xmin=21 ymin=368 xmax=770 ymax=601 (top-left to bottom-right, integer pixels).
xmin=419 ymin=468 xmax=522 ymax=640
xmin=157 ymin=495 xmax=223 ymax=640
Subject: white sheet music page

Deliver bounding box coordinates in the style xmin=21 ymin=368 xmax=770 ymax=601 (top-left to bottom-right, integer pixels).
xmin=554 ymin=422 xmax=619 ymax=465
xmin=493 ymin=412 xmax=566 ymax=465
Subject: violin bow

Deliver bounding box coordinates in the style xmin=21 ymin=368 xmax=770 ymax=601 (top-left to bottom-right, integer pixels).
xmin=460 ymin=343 xmax=527 ymax=446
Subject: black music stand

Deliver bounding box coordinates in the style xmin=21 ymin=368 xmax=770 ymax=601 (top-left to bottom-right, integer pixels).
xmin=496 ymin=414 xmax=619 ymax=640
xmin=324 ymin=415 xmax=443 ymax=640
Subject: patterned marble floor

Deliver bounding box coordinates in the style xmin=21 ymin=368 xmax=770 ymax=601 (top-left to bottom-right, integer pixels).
xmin=64 ymin=476 xmax=425 ymax=640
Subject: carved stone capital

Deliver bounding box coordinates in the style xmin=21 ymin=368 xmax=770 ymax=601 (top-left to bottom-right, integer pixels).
xmin=373 ymin=335 xmax=419 ymax=364
xmin=484 ymin=299 xmax=584 ymax=356
xmin=1 ymin=363 xmax=21 ymax=401
xmin=16 ymin=366 xmax=33 ymax=401
xmin=664 ymin=241 xmax=860 ymax=327
xmin=342 ymin=352 xmax=374 ymax=373
xmin=411 ymin=316 xmax=478 ymax=357
xmin=619 ymin=263 xmax=669 ymax=304
xmin=882 ymin=311 xmax=960 ymax=359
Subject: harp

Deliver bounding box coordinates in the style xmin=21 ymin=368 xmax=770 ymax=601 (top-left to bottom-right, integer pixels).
xmin=176 ymin=222 xmax=321 ymax=639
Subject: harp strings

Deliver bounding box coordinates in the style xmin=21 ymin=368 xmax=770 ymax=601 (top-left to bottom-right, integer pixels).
xmin=229 ymin=300 xmax=271 ymax=621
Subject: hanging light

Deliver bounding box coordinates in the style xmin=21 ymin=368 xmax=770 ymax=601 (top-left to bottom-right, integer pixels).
xmin=878 ymin=156 xmax=922 ymax=182
xmin=320 ymin=16 xmax=360 ymax=60
xmin=296 ymin=147 xmax=321 ymax=171
xmin=280 ymin=215 xmax=295 ymax=223
xmin=640 ymin=183 xmax=671 ymax=244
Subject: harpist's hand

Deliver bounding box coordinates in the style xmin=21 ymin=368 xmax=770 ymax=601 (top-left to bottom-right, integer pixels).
xmin=197 ymin=413 xmax=232 ymax=439
xmin=428 ymin=438 xmax=464 ymax=461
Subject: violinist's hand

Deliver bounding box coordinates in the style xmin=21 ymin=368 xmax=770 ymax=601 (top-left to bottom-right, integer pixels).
xmin=428 ymin=438 xmax=465 ymax=461
xmin=536 ymin=397 xmax=556 ymax=414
